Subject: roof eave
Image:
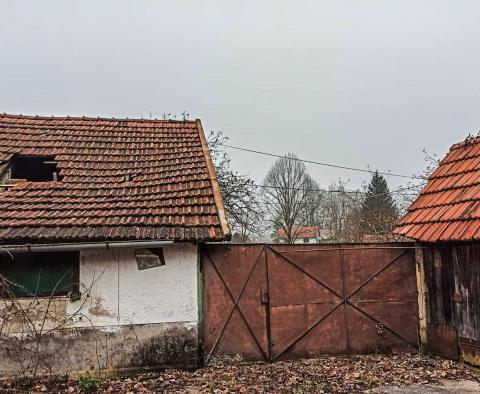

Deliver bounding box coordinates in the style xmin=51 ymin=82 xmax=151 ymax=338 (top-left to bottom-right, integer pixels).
xmin=196 ymin=119 xmax=232 ymax=241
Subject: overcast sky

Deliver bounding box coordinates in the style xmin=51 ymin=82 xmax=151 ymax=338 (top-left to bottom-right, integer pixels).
xmin=1 ymin=1 xmax=480 ymax=189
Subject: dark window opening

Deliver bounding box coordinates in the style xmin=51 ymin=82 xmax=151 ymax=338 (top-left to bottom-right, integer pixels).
xmin=0 ymin=252 xmax=79 ymax=298
xmin=135 ymin=248 xmax=165 ymax=270
xmin=9 ymin=155 xmax=61 ymax=182
xmin=148 ymin=248 xmax=166 ymax=265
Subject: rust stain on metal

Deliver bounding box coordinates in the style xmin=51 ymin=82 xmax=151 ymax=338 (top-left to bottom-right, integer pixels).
xmin=203 ymin=243 xmax=419 ymax=363
xmin=427 ymin=325 xmax=459 ymax=360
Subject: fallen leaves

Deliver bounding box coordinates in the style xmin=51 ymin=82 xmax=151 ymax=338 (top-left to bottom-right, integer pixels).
xmin=1 ymin=354 xmax=479 ymax=393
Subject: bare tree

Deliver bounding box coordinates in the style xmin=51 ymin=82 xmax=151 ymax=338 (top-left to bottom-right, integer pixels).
xmin=321 ymin=172 xmax=428 ymax=243
xmin=395 ymin=149 xmax=440 ymax=214
xmin=320 ymin=181 xmax=364 ymax=242
xmin=230 ymin=205 xmax=268 ymax=242
xmin=262 ymin=153 xmax=322 ymax=243
xmin=208 ymin=131 xmax=263 ymax=241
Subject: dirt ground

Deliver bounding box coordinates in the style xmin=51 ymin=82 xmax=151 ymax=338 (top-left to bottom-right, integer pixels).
xmin=1 ymin=354 xmax=479 ymax=393
xmin=372 ymin=379 xmax=480 ymax=393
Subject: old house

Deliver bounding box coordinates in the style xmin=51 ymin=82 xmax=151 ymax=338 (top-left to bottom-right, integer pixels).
xmin=395 ymin=135 xmax=480 ymax=366
xmin=0 ymin=114 xmax=230 ymax=376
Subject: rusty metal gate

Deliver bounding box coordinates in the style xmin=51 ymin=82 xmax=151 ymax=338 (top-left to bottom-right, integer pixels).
xmin=202 ymin=243 xmax=419 ymax=363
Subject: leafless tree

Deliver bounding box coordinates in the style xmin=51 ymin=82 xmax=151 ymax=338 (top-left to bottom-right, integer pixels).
xmin=321 ymin=172 xmax=424 ymax=243
xmin=395 ymin=149 xmax=440 ymax=214
xmin=262 ymin=153 xmax=322 ymax=243
xmin=319 ymin=181 xmax=364 ymax=242
xmin=208 ymin=131 xmax=264 ymax=241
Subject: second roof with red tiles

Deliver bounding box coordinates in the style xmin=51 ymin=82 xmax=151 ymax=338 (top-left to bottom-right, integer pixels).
xmin=395 ymin=135 xmax=480 ymax=242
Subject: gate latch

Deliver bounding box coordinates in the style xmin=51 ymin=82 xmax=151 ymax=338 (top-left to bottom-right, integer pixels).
xmin=376 ymin=323 xmax=385 ymax=336
xmin=261 ymin=291 xmax=269 ymax=305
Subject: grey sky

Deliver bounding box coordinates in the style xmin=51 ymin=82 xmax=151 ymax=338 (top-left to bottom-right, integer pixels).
xmin=1 ymin=0 xmax=480 ymax=190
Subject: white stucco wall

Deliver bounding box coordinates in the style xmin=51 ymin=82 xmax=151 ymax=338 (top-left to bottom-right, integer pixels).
xmin=68 ymin=243 xmax=199 ymax=328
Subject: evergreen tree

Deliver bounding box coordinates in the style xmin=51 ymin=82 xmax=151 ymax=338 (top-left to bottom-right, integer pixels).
xmin=361 ymin=171 xmax=399 ymax=236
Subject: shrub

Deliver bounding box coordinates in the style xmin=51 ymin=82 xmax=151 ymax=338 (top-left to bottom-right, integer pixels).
xmin=78 ymin=373 xmax=102 ymax=393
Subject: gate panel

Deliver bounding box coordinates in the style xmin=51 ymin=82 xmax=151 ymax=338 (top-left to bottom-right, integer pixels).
xmin=344 ymin=248 xmax=418 ymax=351
xmin=203 ymin=245 xmax=268 ymax=363
xmin=203 ymin=243 xmax=418 ymax=363
xmin=267 ymin=247 xmax=342 ymax=306
xmin=271 ymin=304 xmax=348 ymax=360
xmin=271 ymin=247 xmax=345 ymax=297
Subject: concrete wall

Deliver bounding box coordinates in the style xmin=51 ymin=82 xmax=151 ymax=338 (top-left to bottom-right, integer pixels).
xmin=0 ymin=243 xmax=200 ymax=377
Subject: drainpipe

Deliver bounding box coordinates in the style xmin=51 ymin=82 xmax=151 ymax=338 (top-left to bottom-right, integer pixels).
xmin=0 ymin=240 xmax=174 ymax=254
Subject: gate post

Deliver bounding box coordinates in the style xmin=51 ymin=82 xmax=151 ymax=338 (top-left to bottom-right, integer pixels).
xmin=415 ymin=243 xmax=428 ymax=351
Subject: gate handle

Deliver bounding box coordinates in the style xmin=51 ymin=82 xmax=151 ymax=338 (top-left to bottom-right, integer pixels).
xmin=261 ymin=285 xmax=269 ymax=305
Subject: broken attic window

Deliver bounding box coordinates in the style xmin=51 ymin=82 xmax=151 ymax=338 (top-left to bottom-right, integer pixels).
xmin=135 ymin=248 xmax=166 ymax=270
xmin=9 ymin=155 xmax=61 ymax=182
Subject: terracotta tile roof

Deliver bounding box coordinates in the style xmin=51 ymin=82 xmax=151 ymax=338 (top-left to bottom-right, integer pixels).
xmin=395 ymin=135 xmax=480 ymax=242
xmin=0 ymin=114 xmax=230 ymax=244
xmin=277 ymin=226 xmax=320 ymax=240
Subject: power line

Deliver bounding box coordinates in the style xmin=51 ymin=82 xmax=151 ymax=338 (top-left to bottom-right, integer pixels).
xmin=252 ymin=182 xmax=422 ymax=197
xmin=220 ymin=143 xmax=427 ymax=180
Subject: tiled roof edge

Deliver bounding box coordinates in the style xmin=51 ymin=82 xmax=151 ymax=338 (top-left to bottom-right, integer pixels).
xmin=0 ymin=113 xmax=197 ymax=124
xmin=196 ymin=119 xmax=231 ymax=241
xmin=450 ymin=134 xmax=480 ymax=150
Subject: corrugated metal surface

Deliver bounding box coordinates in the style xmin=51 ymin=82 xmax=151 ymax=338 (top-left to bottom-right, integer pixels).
xmin=203 ymin=243 xmax=418 ymax=363
xmin=0 ymin=114 xmax=229 ymax=243
xmin=395 ymin=136 xmax=480 ymax=242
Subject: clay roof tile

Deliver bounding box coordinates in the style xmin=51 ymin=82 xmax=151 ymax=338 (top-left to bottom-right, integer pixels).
xmin=0 ymin=114 xmax=230 ymax=244
xmin=395 ymin=135 xmax=480 ymax=241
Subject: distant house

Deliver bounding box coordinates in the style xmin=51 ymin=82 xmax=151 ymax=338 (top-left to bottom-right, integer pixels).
xmin=0 ymin=114 xmax=230 ymax=375
xmin=276 ymin=226 xmax=329 ymax=244
xmin=395 ymin=135 xmax=480 ymax=365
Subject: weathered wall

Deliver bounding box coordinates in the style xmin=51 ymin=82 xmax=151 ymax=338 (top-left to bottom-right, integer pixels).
xmin=423 ymin=242 xmax=480 ymax=365
xmin=0 ymin=243 xmax=200 ymax=376
xmin=71 ymin=243 xmax=199 ymax=327
xmin=0 ymin=322 xmax=198 ymax=377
